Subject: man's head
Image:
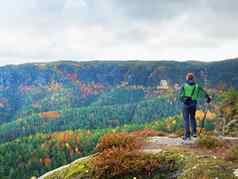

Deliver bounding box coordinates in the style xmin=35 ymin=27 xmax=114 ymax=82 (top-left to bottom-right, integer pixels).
xmin=186 ymin=73 xmax=194 ymax=83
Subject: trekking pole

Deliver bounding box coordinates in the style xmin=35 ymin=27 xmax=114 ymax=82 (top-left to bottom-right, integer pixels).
xmin=199 ymin=102 xmax=209 ymax=135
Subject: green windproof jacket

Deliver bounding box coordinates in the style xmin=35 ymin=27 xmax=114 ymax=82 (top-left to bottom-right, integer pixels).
xmin=179 ymin=82 xmax=209 ymax=102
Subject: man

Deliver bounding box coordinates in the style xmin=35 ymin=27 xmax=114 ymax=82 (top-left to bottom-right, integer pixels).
xmin=180 ymin=73 xmax=211 ymax=142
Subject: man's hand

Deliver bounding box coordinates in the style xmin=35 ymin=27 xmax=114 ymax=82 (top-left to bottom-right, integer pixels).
xmin=207 ymin=96 xmax=211 ymax=103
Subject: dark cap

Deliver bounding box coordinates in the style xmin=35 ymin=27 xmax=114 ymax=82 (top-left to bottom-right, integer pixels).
xmin=186 ymin=73 xmax=194 ymax=81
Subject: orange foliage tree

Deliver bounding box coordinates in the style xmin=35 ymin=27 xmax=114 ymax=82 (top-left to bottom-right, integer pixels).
xmin=196 ymin=110 xmax=216 ymax=122
xmin=49 ymin=131 xmax=80 ymax=145
xmin=39 ymin=111 xmax=60 ymax=120
xmin=40 ymin=156 xmax=52 ymax=167
xmin=48 ymin=82 xmax=62 ymax=93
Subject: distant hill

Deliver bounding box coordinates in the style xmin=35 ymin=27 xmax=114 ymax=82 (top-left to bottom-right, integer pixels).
xmin=0 ymin=59 xmax=237 ymax=123
xmin=0 ymin=59 xmax=237 ymax=141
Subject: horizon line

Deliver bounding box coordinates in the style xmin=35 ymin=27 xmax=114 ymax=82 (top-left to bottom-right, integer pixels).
xmin=0 ymin=57 xmax=237 ymax=67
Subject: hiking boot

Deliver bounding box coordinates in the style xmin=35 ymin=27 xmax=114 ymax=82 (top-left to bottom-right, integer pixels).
xmin=191 ymin=135 xmax=197 ymax=141
xmin=182 ymin=137 xmax=191 ymax=144
xmin=182 ymin=136 xmax=191 ymax=140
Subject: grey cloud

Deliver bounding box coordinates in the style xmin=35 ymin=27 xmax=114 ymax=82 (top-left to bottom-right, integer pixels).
xmin=112 ymin=0 xmax=192 ymax=22
xmin=207 ymin=0 xmax=238 ymax=16
xmin=0 ymin=0 xmax=237 ymax=65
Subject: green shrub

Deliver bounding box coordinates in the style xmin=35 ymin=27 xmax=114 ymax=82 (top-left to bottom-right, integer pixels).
xmin=197 ymin=136 xmax=224 ymax=149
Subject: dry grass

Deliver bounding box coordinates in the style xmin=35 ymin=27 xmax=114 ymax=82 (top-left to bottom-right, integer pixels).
xmin=91 ymin=132 xmax=178 ymax=179
xmin=197 ymin=135 xmax=224 ymax=149
xmin=224 ymin=145 xmax=238 ymax=162
xmin=96 ymin=132 xmax=143 ymax=153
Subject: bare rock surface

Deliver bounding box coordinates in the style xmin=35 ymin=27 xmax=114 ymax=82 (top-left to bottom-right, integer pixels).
xmin=148 ymin=136 xmax=196 ymax=145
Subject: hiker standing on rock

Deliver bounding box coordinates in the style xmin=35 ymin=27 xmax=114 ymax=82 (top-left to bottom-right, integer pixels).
xmin=180 ymin=73 xmax=211 ymax=142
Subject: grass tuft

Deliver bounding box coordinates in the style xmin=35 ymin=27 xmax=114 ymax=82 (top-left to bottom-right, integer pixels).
xmin=197 ymin=135 xmax=224 ymax=149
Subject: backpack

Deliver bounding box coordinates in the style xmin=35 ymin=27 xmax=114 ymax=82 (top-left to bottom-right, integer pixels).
xmin=182 ymin=83 xmax=198 ymax=105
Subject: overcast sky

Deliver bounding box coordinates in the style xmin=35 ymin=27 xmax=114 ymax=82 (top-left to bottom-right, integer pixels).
xmin=0 ymin=0 xmax=237 ymax=66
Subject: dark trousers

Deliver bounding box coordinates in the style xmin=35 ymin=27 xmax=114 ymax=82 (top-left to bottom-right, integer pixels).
xmin=183 ymin=103 xmax=197 ymax=139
